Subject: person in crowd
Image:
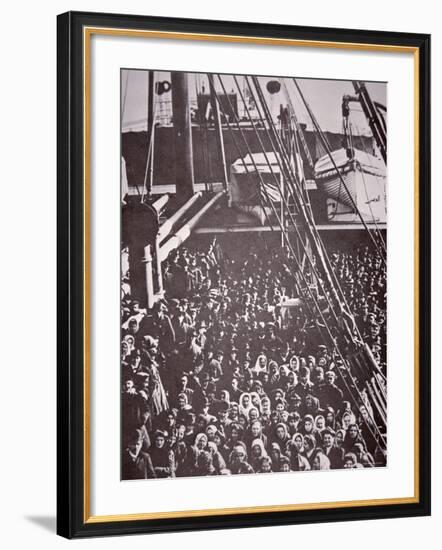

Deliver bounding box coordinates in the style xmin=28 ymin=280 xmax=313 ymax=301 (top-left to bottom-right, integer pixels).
xmin=229 ymin=443 xmax=254 ymax=475
xmin=312 ymin=451 xmax=331 ymax=471
xmin=343 ymin=452 xmax=362 ymax=469
xmin=122 ymin=428 xmax=156 ymax=479
xmin=343 ymin=423 xmax=367 ymax=454
xmin=321 ymin=428 xmax=345 ymax=469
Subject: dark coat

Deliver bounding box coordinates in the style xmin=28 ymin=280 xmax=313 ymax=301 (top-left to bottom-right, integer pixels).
xmin=122 ymin=450 xmax=156 ymax=480
xmin=323 ymin=445 xmax=345 ymax=469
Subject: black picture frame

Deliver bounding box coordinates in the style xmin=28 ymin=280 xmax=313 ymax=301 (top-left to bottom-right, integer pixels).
xmin=57 ymin=10 xmax=431 ymax=539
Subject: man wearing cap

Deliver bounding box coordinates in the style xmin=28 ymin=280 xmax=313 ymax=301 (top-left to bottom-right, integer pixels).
xmin=294 ymin=366 xmax=315 ymax=401
xmin=215 ymin=401 xmax=232 ymax=438
xmin=322 ymin=370 xmax=344 ymax=413
xmin=198 ymin=396 xmax=217 ymax=426
xmin=321 ymin=428 xmax=344 ymax=469
xmin=122 ymin=428 xmax=156 ymax=479
xmin=177 ymin=374 xmax=194 ymax=406
xmin=149 ymin=429 xmax=175 ymax=478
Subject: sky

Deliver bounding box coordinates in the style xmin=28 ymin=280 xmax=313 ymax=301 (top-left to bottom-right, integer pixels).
xmin=121 ymin=69 xmax=386 ymax=136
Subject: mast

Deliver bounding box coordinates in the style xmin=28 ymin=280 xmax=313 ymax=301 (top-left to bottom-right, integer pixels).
xmin=171 ymin=72 xmax=195 ymax=201
xmin=145 ymin=71 xmax=155 ymax=200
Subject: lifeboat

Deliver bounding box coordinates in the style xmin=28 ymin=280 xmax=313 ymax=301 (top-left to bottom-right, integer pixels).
xmin=314 ymin=148 xmax=386 ymax=223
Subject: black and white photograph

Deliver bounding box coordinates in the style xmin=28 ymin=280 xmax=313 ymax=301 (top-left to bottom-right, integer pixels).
xmin=120 ymin=69 xmax=387 ymax=480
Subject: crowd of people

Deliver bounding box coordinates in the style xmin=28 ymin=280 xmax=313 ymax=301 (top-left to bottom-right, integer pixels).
xmin=121 ymin=236 xmax=387 ymax=480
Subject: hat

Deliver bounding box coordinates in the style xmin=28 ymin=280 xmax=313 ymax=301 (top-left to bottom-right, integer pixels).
xmin=153 ymin=429 xmax=168 ymax=439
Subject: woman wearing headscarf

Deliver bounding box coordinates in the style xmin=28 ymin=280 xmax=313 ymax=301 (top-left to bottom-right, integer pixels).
xmin=239 ymin=393 xmax=253 ymax=417
xmin=269 ymin=442 xmax=285 ymax=469
xmin=123 ymin=334 xmax=136 ymax=354
xmin=287 ymin=434 xmax=311 ymax=472
xmin=178 ymin=431 xmax=207 ymax=478
xmin=194 ymin=432 xmax=209 ymax=452
xmin=343 ymin=423 xmax=367 ymax=453
xmin=121 ymin=340 xmax=131 ymax=364
xmin=249 ymin=439 xmax=269 ymax=472
xmin=312 ymin=451 xmax=331 ymax=471
xmin=228 ymin=443 xmax=254 ymax=475
xmin=288 ymin=354 xmax=300 ymax=373
xmin=270 ymin=422 xmax=290 ymax=450
xmin=205 ymin=424 xmax=220 ymax=444
xmin=299 ymin=414 xmax=317 ymax=437
xmin=252 ymin=354 xmax=268 ymax=376
xmin=340 ymin=410 xmax=356 ymax=432
xmin=207 ymin=441 xmax=227 ymax=474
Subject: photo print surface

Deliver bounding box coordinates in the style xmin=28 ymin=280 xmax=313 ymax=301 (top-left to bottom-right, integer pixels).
xmin=120 ymin=69 xmax=387 ymax=480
